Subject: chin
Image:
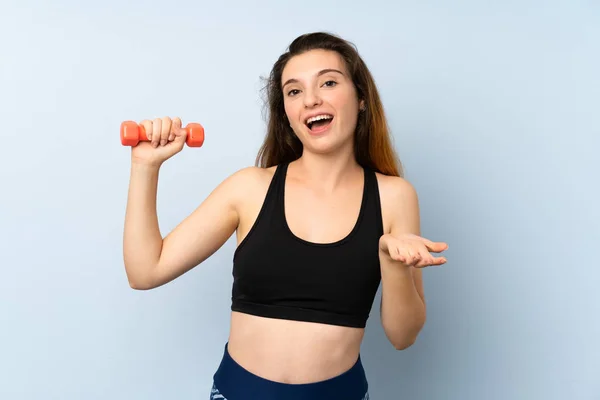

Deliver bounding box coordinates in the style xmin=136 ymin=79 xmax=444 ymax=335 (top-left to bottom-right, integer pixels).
xmin=302 ymin=133 xmax=352 ymax=155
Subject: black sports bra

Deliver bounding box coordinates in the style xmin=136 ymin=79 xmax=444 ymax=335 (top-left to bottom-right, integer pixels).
xmin=230 ymin=162 xmax=383 ymax=328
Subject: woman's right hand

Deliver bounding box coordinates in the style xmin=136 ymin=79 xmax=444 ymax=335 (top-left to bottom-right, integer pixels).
xmin=130 ymin=116 xmax=188 ymax=167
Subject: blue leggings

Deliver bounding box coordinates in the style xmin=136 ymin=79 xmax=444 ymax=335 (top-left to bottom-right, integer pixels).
xmin=210 ymin=343 xmax=369 ymax=400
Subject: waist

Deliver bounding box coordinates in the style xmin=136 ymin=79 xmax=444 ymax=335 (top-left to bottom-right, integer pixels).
xmin=227 ymin=311 xmax=364 ymax=384
xmin=213 ymin=341 xmax=368 ymax=400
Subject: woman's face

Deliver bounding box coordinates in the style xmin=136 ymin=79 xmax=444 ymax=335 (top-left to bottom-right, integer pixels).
xmin=282 ymin=49 xmax=364 ymax=155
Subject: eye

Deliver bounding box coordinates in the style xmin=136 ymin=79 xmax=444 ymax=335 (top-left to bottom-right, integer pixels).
xmin=323 ymin=80 xmax=337 ymax=87
xmin=287 ymin=89 xmax=300 ymax=96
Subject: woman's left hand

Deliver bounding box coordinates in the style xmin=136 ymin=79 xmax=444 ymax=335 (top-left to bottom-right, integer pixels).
xmin=379 ymin=233 xmax=448 ymax=268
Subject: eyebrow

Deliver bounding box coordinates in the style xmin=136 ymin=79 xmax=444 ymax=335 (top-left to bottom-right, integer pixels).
xmin=282 ymin=68 xmax=345 ymax=89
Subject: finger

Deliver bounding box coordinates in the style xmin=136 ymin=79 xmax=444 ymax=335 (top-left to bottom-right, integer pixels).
xmin=431 ymin=256 xmax=447 ymax=266
xmin=409 ymin=249 xmax=422 ymax=266
xmin=172 ymin=129 xmax=187 ymax=146
xmin=141 ymin=119 xmax=153 ymax=142
xmin=160 ymin=116 xmax=172 ymax=146
xmin=397 ymin=249 xmax=410 ymax=265
xmin=402 ymin=249 xmax=419 ymax=267
xmin=389 ymin=246 xmax=405 ymax=263
xmin=417 ymin=256 xmax=447 ymax=268
xmin=171 ymin=117 xmax=183 ymax=139
xmin=172 ymin=134 xmax=187 ymax=153
xmin=152 ymin=118 xmax=162 ymax=147
xmin=422 ymin=239 xmax=448 ymax=253
xmin=415 ymin=248 xmax=433 ymax=268
xmin=387 ymin=245 xmax=400 ymax=261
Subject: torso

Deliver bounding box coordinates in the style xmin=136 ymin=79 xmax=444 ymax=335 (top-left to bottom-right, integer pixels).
xmin=226 ymin=162 xmax=399 ymax=384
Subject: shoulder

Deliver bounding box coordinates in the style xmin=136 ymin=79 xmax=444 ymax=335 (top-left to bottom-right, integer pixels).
xmin=374 ymin=172 xmax=419 ymax=206
xmin=226 ymin=165 xmax=275 ymax=184
xmin=374 ymin=172 xmax=420 ymax=234
xmin=230 ymin=165 xmax=277 ymax=185
xmin=218 ymin=165 xmax=278 ymax=204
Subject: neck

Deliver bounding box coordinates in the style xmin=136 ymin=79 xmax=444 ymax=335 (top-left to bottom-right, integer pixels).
xmin=291 ymin=148 xmax=362 ymax=190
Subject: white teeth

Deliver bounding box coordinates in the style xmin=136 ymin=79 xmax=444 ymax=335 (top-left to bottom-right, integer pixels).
xmin=306 ymin=114 xmax=333 ymax=124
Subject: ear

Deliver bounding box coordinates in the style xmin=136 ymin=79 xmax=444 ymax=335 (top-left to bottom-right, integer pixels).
xmin=359 ymin=99 xmax=366 ymax=111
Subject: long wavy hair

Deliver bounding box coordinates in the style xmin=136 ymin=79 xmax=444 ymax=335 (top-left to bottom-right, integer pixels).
xmin=255 ymin=32 xmax=403 ymax=177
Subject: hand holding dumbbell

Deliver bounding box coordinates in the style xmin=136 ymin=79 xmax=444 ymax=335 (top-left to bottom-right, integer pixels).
xmin=122 ymin=116 xmax=204 ymax=167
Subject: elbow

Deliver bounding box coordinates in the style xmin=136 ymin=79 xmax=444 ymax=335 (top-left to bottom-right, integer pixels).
xmin=392 ymin=336 xmax=418 ymax=350
xmin=386 ymin=317 xmax=426 ymax=351
xmin=385 ymin=329 xmax=421 ymax=351
xmin=124 ymin=266 xmax=157 ymax=291
xmin=128 ymin=278 xmax=153 ymax=290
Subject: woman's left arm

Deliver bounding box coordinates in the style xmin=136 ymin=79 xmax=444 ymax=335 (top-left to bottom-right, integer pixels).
xmin=378 ymin=179 xmax=447 ymax=350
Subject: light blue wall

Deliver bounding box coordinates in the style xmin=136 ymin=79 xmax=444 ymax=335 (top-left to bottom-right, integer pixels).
xmin=1 ymin=0 xmax=598 ymax=399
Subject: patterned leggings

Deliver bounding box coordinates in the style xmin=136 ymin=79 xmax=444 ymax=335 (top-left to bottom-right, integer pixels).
xmin=209 ymin=342 xmax=370 ymax=400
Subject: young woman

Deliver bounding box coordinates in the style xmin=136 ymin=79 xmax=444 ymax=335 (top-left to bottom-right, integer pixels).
xmin=123 ymin=31 xmax=448 ymax=400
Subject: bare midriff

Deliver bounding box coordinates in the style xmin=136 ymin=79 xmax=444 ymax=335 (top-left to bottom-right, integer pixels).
xmin=226 ymin=311 xmax=365 ymax=384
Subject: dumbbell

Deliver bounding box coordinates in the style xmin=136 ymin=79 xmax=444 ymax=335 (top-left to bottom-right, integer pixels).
xmin=120 ymin=121 xmax=205 ymax=147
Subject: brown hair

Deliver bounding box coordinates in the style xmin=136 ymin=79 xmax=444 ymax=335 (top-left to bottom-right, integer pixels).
xmin=255 ymin=31 xmax=403 ymax=177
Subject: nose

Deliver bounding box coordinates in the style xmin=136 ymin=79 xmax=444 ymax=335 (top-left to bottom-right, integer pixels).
xmin=303 ymin=88 xmax=322 ymax=108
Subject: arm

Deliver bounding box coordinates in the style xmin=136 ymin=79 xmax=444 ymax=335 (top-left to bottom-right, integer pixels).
xmin=123 ymin=164 xmax=255 ymax=290
xmin=379 ymin=179 xmax=427 ymax=349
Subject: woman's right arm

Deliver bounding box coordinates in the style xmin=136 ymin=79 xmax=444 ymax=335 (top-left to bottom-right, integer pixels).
xmin=122 ymin=115 xmax=259 ymax=289
xmin=123 ymin=163 xmax=255 ymax=290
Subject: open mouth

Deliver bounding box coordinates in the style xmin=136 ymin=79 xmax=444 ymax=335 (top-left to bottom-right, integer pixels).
xmin=305 ymin=114 xmax=334 ymax=133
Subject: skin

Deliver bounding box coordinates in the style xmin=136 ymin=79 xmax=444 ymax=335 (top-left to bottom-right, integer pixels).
xmin=123 ymin=49 xmax=447 ymax=385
